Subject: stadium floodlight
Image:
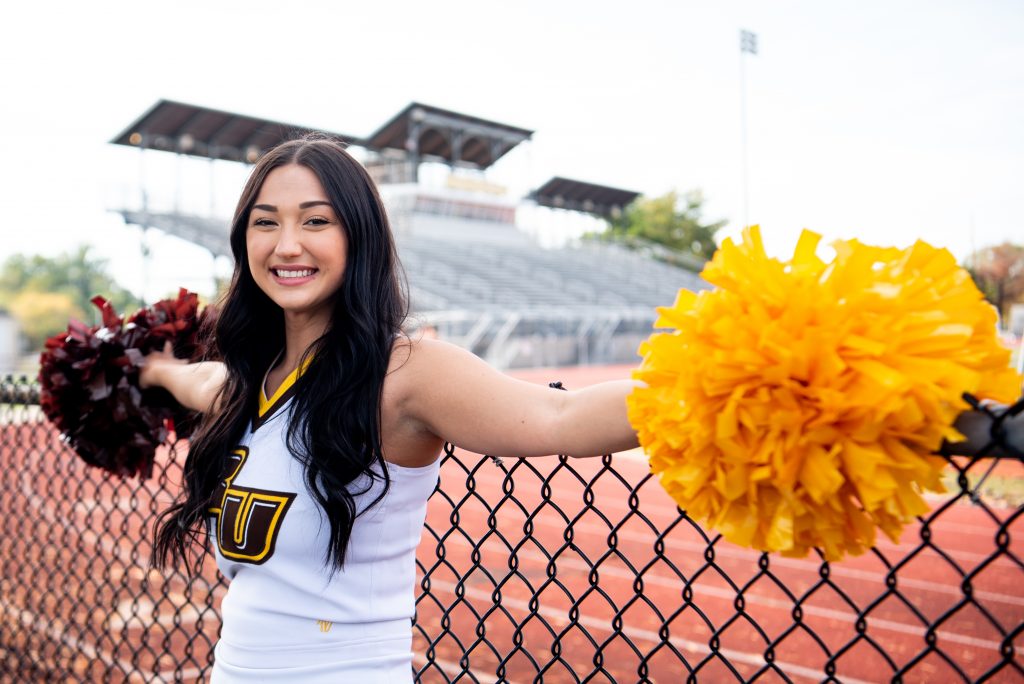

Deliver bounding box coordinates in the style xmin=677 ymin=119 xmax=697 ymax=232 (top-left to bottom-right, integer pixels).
xmin=740 ymin=29 xmax=758 ymax=55
xmin=739 ymin=29 xmax=759 ymax=229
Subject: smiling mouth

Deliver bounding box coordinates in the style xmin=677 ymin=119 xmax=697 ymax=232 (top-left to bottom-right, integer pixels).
xmin=272 ymin=268 xmax=318 ymax=279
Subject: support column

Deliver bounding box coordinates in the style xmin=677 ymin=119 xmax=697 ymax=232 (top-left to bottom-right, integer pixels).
xmin=451 ymin=130 xmax=464 ymax=169
xmin=406 ymin=120 xmax=422 ymax=183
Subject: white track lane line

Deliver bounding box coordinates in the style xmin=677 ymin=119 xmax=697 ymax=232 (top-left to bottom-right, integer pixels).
xmin=0 ymin=601 xmax=160 ymax=682
xmin=413 ymin=652 xmax=521 ymax=684
xmin=463 ymin=462 xmax=1021 ymax=558
xmin=423 ymin=577 xmax=876 ymax=684
xmin=466 ymin=451 xmax=1023 ymax=535
xmin=445 ymin=470 xmax=1024 ymax=593
xmin=108 ymin=594 xmax=204 ymax=630
xmin=15 ymin=469 xmax=221 ymax=680
xmin=19 ymin=470 xmax=121 ymax=559
xmin=18 ymin=468 xmax=209 ymax=597
xmin=427 ymin=529 xmax=1023 ymax=657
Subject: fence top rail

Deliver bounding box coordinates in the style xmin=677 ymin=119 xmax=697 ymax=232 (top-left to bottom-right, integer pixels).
xmin=1 ymin=374 xmax=40 ymax=405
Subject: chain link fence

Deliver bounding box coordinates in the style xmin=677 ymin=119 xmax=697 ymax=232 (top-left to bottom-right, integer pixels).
xmin=1 ymin=375 xmax=1021 ymax=682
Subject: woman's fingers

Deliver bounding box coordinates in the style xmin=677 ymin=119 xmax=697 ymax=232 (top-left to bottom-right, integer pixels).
xmin=139 ymin=340 xmax=182 ymax=388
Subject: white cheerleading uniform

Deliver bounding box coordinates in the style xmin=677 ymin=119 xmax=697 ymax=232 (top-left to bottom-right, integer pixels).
xmin=208 ymin=359 xmax=440 ymax=683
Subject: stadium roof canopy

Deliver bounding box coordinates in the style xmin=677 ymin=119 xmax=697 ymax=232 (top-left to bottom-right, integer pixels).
xmin=528 ymin=177 xmax=640 ymax=218
xmin=110 ymin=99 xmax=361 ymax=163
xmin=364 ymin=102 xmax=533 ymax=170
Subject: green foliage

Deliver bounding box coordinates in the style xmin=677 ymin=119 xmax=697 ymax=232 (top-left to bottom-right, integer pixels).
xmin=6 ymin=291 xmax=83 ymax=350
xmin=0 ymin=246 xmax=138 ymax=351
xmin=590 ymin=189 xmax=726 ymax=261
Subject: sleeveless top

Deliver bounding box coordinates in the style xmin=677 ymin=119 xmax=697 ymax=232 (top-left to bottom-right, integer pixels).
xmin=207 ymin=358 xmax=440 ymax=680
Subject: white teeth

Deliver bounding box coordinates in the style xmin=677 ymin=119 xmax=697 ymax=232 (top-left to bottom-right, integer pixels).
xmin=275 ymin=269 xmax=315 ymax=278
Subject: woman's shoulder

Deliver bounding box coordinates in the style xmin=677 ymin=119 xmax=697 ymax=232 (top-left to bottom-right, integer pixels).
xmin=387 ymin=335 xmax=464 ymax=383
xmin=379 ymin=335 xmax=461 ymax=465
xmin=384 ymin=334 xmax=491 ymax=410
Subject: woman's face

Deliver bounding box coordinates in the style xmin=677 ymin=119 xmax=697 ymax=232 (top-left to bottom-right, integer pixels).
xmin=246 ymin=164 xmax=348 ymax=326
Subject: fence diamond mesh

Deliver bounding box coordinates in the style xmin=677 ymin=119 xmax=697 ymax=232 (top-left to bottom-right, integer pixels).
xmin=1 ymin=375 xmax=1021 ymax=683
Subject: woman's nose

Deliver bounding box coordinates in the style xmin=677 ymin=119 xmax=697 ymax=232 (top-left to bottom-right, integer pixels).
xmin=274 ymin=226 xmax=302 ymax=257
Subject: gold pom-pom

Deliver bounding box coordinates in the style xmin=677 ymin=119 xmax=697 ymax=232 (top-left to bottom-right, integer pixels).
xmin=629 ymin=227 xmax=1022 ymax=561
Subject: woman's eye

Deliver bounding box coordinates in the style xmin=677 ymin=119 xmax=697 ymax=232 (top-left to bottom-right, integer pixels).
xmin=307 ymin=217 xmax=330 ymax=226
xmin=253 ymin=218 xmax=276 ymax=228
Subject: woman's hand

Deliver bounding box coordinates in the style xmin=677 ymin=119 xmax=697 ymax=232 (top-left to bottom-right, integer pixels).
xmin=139 ymin=341 xmax=186 ymax=390
xmin=947 ymin=402 xmax=1024 ymax=458
xmin=137 ymin=342 xmax=226 ymax=413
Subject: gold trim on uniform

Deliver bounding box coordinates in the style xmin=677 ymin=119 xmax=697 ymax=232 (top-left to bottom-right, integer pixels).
xmin=258 ymin=355 xmax=314 ymax=419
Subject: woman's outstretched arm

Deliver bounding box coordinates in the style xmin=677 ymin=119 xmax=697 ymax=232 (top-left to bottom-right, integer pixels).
xmin=395 ymin=338 xmax=640 ymax=458
xmin=139 ymin=343 xmax=226 ymax=413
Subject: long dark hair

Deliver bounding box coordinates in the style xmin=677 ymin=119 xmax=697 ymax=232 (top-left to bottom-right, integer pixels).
xmin=153 ymin=135 xmax=408 ymax=574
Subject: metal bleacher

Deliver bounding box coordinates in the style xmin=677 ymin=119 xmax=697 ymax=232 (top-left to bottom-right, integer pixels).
xmin=399 ymin=234 xmax=702 ymax=312
xmin=398 ymin=226 xmax=707 ymax=369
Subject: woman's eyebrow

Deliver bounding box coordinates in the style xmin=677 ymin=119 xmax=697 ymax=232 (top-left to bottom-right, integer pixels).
xmin=252 ymin=200 xmax=332 ymax=212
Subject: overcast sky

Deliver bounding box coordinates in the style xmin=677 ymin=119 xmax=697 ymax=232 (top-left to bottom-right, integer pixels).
xmin=1 ymin=0 xmax=1021 ymax=300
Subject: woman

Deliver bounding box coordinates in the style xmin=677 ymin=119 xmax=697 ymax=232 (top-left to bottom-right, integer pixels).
xmin=141 ymin=135 xmax=640 ymax=682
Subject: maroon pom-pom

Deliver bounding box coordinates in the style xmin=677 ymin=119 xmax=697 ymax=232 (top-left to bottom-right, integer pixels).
xmin=38 ymin=289 xmax=215 ymax=479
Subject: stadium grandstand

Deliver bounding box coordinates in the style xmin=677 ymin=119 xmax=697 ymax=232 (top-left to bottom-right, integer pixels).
xmin=111 ymin=100 xmax=707 ymax=368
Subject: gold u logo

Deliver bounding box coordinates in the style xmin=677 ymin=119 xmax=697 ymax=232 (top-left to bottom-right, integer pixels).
xmin=317 ymin=620 xmax=333 ymax=633
xmin=208 ymin=447 xmax=296 ymax=565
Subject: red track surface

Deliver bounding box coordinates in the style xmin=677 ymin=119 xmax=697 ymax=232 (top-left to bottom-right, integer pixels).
xmin=1 ymin=365 xmax=1021 ymax=682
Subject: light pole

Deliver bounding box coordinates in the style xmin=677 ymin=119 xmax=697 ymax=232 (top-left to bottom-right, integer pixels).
xmin=740 ymin=29 xmax=758 ymax=230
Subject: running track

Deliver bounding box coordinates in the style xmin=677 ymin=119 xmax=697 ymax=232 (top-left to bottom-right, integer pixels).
xmin=0 ymin=365 xmax=1020 ymax=682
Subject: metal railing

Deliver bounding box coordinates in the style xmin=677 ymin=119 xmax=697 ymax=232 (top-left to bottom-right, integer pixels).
xmin=1 ymin=375 xmax=1021 ymax=683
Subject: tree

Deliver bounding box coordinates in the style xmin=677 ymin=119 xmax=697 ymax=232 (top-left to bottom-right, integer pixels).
xmin=0 ymin=246 xmax=138 ymax=352
xmin=590 ymin=189 xmax=726 ymax=261
xmin=966 ymin=242 xmax=1024 ymax=323
xmin=6 ymin=291 xmax=83 ymax=351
